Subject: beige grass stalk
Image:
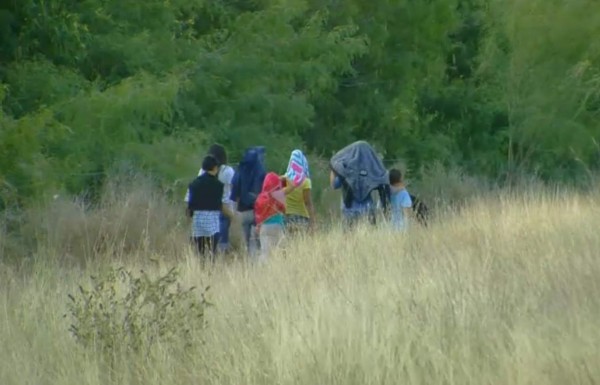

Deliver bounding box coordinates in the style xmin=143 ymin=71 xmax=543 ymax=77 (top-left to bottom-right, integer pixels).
xmin=1 ymin=191 xmax=599 ymax=385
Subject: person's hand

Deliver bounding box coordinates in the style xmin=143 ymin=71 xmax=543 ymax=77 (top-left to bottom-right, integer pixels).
xmin=221 ymin=204 xmax=234 ymax=219
xmin=283 ymin=182 xmax=298 ymax=195
xmin=329 ymin=170 xmax=337 ymax=189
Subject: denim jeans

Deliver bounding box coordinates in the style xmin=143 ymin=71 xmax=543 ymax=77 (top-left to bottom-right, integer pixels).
xmin=342 ymin=207 xmax=376 ymax=230
xmin=239 ymin=210 xmax=260 ymax=257
xmin=215 ymin=213 xmax=231 ymax=253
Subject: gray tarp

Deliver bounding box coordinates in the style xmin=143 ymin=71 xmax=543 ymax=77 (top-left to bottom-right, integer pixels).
xmin=330 ymin=141 xmax=389 ymax=203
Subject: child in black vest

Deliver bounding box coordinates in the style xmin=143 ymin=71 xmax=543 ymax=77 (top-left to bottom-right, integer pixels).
xmin=187 ymin=156 xmax=233 ymax=260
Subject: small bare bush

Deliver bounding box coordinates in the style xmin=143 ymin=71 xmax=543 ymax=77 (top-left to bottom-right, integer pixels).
xmin=67 ymin=266 xmax=209 ymax=359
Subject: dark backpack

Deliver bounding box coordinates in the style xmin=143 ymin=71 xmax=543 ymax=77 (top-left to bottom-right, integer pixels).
xmin=409 ymin=194 xmax=430 ymax=227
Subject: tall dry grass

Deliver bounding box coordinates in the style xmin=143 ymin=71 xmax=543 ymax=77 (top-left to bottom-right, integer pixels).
xmin=1 ymin=188 xmax=600 ymax=385
xmin=0 ymin=175 xmax=191 ymax=264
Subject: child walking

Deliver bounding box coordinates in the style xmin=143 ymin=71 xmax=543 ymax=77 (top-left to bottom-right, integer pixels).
xmin=389 ymin=169 xmax=412 ymax=231
xmin=184 ymin=144 xmax=235 ymax=254
xmin=231 ymin=146 xmax=267 ymax=257
xmin=284 ymin=150 xmax=314 ymax=233
xmin=254 ymin=172 xmax=287 ymax=263
xmin=187 ymin=155 xmax=233 ymax=261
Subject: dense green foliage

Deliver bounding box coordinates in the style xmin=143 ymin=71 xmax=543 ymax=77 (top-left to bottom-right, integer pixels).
xmin=1 ymin=0 xmax=600 ymax=206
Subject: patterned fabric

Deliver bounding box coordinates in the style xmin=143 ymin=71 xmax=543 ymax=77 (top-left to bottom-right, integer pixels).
xmin=285 ymin=214 xmax=310 ymax=233
xmin=286 ymin=214 xmax=310 ymax=225
xmin=285 ymin=149 xmax=309 ymax=187
xmin=192 ymin=211 xmax=220 ymax=237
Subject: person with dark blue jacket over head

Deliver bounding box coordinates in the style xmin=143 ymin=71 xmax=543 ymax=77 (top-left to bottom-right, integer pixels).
xmin=231 ymin=146 xmax=267 ymax=256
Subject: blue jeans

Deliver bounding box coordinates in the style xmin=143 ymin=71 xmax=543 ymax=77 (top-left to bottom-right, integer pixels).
xmin=240 ymin=210 xmax=260 ymax=257
xmin=342 ymin=207 xmax=375 ymax=229
xmin=215 ymin=213 xmax=231 ymax=253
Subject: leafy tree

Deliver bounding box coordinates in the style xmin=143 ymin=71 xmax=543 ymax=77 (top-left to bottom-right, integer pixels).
xmin=1 ymin=0 xmax=600 ymax=207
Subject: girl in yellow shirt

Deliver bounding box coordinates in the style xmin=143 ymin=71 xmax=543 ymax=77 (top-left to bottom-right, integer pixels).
xmin=284 ymin=177 xmax=314 ymax=233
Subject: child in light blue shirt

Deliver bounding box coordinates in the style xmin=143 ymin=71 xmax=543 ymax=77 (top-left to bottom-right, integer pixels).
xmin=389 ymin=169 xmax=412 ymax=230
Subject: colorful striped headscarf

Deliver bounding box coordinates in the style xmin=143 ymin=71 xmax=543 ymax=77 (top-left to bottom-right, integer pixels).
xmin=285 ymin=149 xmax=310 ymax=187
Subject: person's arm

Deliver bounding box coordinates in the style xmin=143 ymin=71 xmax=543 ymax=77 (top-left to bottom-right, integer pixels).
xmin=280 ymin=176 xmax=300 ymax=195
xmin=401 ymin=192 xmax=413 ymax=224
xmin=230 ymin=171 xmax=241 ymax=207
xmin=185 ymin=184 xmax=193 ymax=217
xmin=222 ymin=166 xmax=234 ymax=191
xmin=303 ymin=187 xmax=315 ymax=227
xmin=221 ymin=166 xmax=235 ymax=208
xmin=267 ymin=186 xmax=287 ymax=212
xmin=221 ymin=203 xmax=234 ymax=219
xmin=275 ymin=198 xmax=286 ymax=214
xmin=214 ymin=182 xmax=229 ymax=219
xmin=330 ymin=171 xmax=342 ymax=190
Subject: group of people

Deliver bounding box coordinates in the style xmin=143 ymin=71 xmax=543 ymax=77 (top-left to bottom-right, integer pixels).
xmin=186 ymin=141 xmax=421 ymax=263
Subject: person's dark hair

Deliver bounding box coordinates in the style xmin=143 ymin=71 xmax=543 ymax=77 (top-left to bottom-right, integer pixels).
xmin=389 ymin=168 xmax=403 ymax=185
xmin=208 ymin=143 xmax=227 ymax=166
xmin=202 ymin=155 xmax=219 ymax=172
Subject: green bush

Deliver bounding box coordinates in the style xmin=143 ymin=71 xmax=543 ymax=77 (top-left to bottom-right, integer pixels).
xmin=2 ymin=0 xmax=600 ymax=211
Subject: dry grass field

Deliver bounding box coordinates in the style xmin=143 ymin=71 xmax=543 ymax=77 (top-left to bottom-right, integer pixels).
xmin=1 ymin=187 xmax=599 ymax=385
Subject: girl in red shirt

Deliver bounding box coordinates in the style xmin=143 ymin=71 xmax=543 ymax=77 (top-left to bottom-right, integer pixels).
xmin=254 ymin=172 xmax=289 ymax=262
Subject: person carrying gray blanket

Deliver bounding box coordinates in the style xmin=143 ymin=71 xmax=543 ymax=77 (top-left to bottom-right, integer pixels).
xmin=329 ymin=141 xmax=391 ymax=227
